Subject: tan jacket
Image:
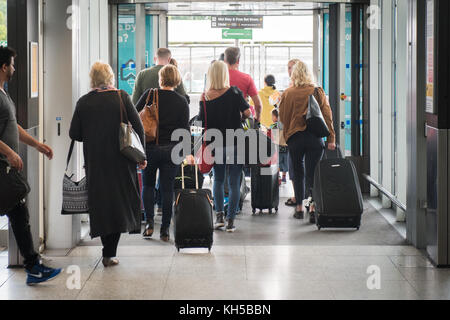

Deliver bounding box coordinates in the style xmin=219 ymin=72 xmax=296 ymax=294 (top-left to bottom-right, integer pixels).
xmin=279 ymin=85 xmax=336 ymax=144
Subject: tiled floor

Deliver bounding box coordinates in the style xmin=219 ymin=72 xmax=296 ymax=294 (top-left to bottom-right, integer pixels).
xmin=1 ymin=243 xmax=449 ymax=300
xmin=0 ymin=185 xmax=449 ymax=299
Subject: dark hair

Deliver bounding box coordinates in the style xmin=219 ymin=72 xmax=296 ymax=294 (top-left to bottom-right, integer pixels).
xmin=219 ymin=53 xmax=225 ymax=61
xmin=0 ymin=47 xmax=17 ymax=69
xmin=224 ymin=47 xmax=240 ymax=65
xmin=272 ymin=109 xmax=279 ymax=118
xmin=265 ymin=74 xmax=276 ymax=90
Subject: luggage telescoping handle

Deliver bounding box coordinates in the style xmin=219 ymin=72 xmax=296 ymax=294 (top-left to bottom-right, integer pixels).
xmin=181 ymin=162 xmax=199 ymax=190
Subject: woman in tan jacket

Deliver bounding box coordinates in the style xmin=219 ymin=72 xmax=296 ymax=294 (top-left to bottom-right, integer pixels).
xmin=279 ymin=60 xmax=336 ymax=223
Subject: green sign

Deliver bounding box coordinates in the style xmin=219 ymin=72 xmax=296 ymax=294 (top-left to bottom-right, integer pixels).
xmin=0 ymin=40 xmax=7 ymax=47
xmin=222 ymin=29 xmax=252 ymax=40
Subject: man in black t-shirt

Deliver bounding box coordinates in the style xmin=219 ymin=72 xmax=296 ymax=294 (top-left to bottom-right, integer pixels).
xmin=0 ymin=46 xmax=62 ymax=285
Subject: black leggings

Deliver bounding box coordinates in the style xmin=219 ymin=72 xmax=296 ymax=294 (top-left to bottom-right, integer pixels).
xmin=287 ymin=131 xmax=324 ymax=205
xmin=100 ymin=233 xmax=121 ymax=258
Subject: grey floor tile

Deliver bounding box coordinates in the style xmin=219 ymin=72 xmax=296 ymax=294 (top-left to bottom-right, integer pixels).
xmin=89 ymin=257 xmax=172 ymax=282
xmin=328 ymin=280 xmax=420 ymax=300
xmin=77 ymin=279 xmax=166 ymax=300
xmin=397 ymin=267 xmax=450 ymax=282
xmin=389 ymin=255 xmax=434 ymax=268
xmin=323 ymin=265 xmax=406 ymax=281
xmin=408 ymin=280 xmax=450 ymax=300
xmin=163 ymin=276 xmax=248 ymax=300
xmin=246 ymin=280 xmax=335 ymax=300
xmin=170 ymin=256 xmax=246 ymax=280
xmin=246 ymin=265 xmax=326 ymax=282
xmin=0 ymin=271 xmax=81 ymax=300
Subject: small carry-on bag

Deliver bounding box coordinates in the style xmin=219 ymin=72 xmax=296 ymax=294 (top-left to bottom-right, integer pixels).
xmin=250 ymin=164 xmax=279 ymax=215
xmin=0 ymin=159 xmax=31 ymax=214
xmin=312 ymin=149 xmax=364 ymax=230
xmin=174 ymin=163 xmax=214 ymax=251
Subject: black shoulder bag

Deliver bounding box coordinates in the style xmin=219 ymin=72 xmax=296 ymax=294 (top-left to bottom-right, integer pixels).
xmin=306 ymin=87 xmax=330 ymax=138
xmin=0 ymin=123 xmax=30 ymax=214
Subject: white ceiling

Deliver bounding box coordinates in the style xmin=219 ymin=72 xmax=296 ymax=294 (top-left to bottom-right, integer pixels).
xmin=143 ymin=1 xmax=332 ymax=15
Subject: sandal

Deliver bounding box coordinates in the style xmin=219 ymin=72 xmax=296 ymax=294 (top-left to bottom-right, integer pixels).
xmin=285 ymin=198 xmax=297 ymax=207
xmin=293 ymin=210 xmax=304 ymax=219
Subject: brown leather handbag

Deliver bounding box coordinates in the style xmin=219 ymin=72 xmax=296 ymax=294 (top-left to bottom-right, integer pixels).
xmin=139 ymin=88 xmax=159 ymax=144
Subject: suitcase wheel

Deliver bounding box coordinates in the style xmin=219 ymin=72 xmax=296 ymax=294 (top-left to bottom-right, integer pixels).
xmin=275 ymin=207 xmax=278 ymax=213
xmin=317 ymin=226 xmax=321 ymax=231
xmin=252 ymin=208 xmax=256 ymax=215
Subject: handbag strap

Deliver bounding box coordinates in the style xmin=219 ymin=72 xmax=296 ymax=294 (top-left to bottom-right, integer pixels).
xmin=154 ymin=89 xmax=160 ymax=145
xmin=118 ymin=90 xmax=129 ymax=124
xmin=65 ymin=140 xmax=75 ymax=172
xmin=201 ymin=93 xmax=208 ymax=132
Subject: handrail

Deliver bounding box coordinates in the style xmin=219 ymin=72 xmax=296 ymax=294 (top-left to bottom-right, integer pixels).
xmin=363 ymin=174 xmax=407 ymax=212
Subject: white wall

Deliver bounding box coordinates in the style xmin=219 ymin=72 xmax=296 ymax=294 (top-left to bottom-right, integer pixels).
xmin=44 ymin=0 xmax=109 ymax=249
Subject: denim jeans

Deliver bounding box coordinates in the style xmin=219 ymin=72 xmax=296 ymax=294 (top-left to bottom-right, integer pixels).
xmin=212 ymin=146 xmax=243 ymax=220
xmin=6 ymin=202 xmax=40 ymax=270
xmin=142 ymin=144 xmax=177 ymax=229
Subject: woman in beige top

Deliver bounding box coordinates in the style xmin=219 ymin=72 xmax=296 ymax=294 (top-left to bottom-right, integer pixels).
xmin=279 ymin=60 xmax=336 ymax=223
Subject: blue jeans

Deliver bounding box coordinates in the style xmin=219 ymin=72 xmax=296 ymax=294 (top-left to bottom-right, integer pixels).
xmin=142 ymin=144 xmax=177 ymax=229
xmin=213 ymin=147 xmax=243 ymax=220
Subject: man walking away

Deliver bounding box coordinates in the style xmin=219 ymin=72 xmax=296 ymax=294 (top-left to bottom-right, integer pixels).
xmin=0 ymin=46 xmax=62 ymax=285
xmin=224 ymin=47 xmax=262 ymax=123
xmin=132 ymin=48 xmax=190 ymax=104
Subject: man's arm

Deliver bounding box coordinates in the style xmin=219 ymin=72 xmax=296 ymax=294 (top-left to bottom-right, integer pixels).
xmin=250 ymin=94 xmax=262 ymax=122
xmin=0 ymin=139 xmax=23 ymax=170
xmin=18 ymin=125 xmax=53 ymax=160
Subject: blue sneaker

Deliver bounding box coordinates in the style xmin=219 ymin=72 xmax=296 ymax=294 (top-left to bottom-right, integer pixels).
xmin=26 ymin=264 xmax=62 ymax=285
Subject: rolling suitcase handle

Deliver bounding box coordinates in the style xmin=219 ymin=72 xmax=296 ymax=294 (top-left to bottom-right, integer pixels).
xmin=179 ymin=162 xmax=213 ymax=206
xmin=181 ymin=161 xmax=199 ymax=190
xmin=324 ymin=143 xmax=343 ymax=159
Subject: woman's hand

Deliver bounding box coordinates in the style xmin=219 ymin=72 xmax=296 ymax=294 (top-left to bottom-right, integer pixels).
xmin=185 ymin=155 xmax=195 ymax=165
xmin=138 ymin=160 xmax=147 ymax=170
xmin=327 ymin=143 xmax=336 ymax=151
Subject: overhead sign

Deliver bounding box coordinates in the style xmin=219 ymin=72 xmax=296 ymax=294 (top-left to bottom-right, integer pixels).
xmin=222 ymin=29 xmax=253 ymax=40
xmin=212 ymin=16 xmax=263 ymax=29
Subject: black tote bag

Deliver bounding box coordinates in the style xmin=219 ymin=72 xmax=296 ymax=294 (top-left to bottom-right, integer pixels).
xmin=306 ymin=88 xmax=330 ymax=138
xmin=61 ymin=140 xmax=88 ymax=215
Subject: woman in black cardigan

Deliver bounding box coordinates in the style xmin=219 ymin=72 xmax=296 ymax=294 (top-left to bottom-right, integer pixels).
xmin=70 ymin=62 xmax=146 ymax=267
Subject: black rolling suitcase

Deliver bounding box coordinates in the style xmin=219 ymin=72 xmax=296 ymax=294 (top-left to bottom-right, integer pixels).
xmin=312 ymin=147 xmax=364 ymax=230
xmin=174 ymin=164 xmax=214 ymax=251
xmin=251 ymin=164 xmax=279 ymax=214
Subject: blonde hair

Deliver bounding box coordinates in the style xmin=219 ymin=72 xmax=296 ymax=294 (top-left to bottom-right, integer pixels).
xmin=291 ymin=60 xmax=315 ymax=87
xmin=90 ymin=61 xmax=115 ymax=88
xmin=206 ymin=61 xmax=230 ymax=90
xmin=159 ymin=64 xmax=181 ymax=88
xmin=288 ymin=58 xmax=301 ymax=67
